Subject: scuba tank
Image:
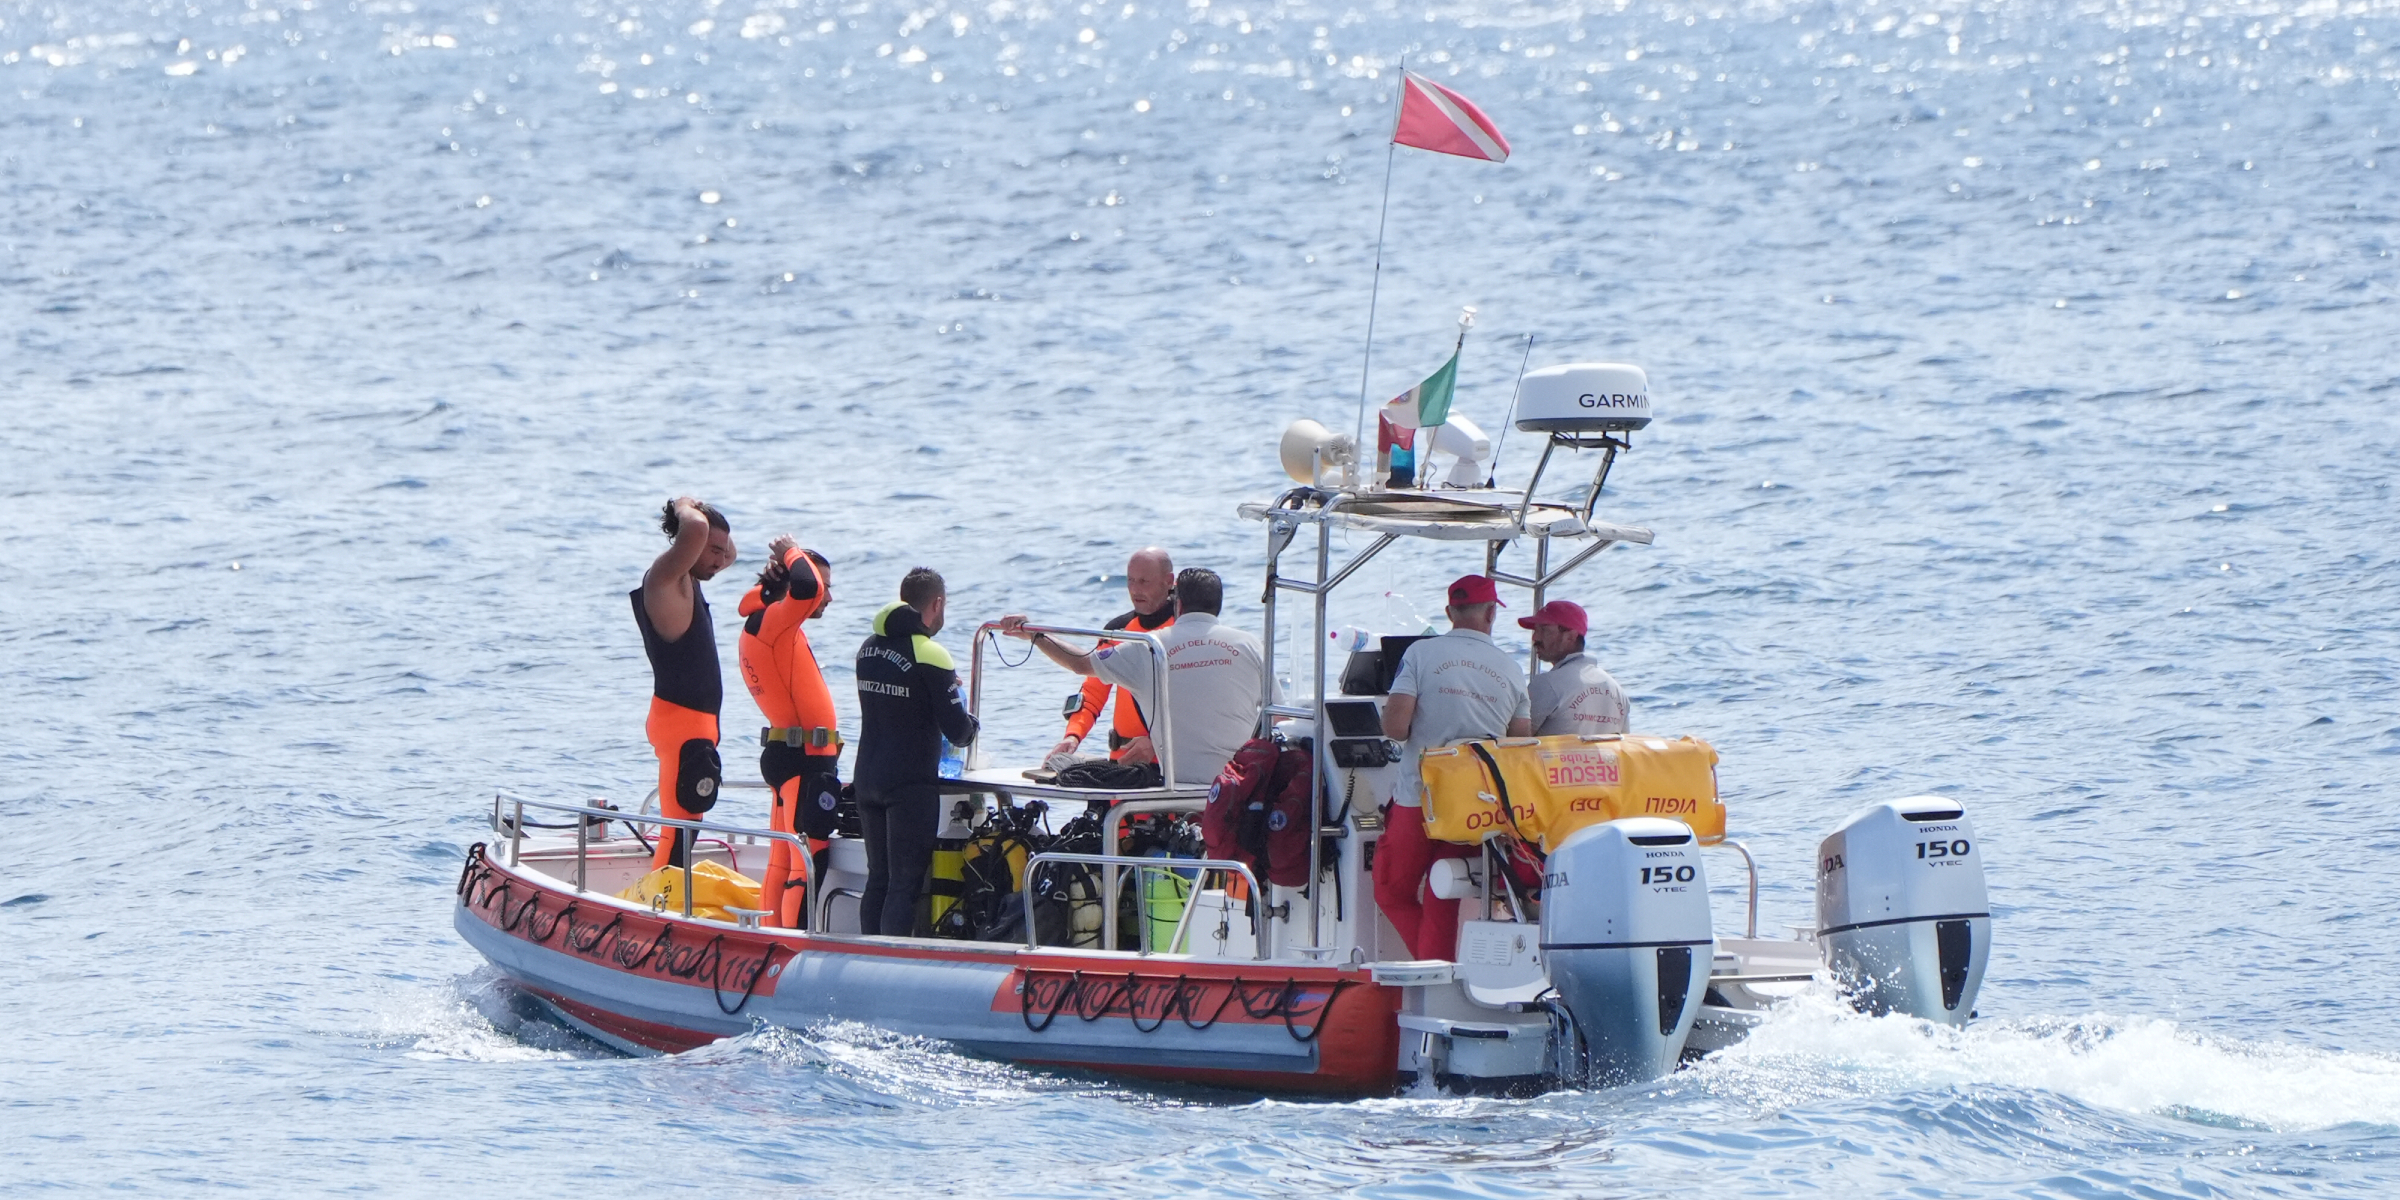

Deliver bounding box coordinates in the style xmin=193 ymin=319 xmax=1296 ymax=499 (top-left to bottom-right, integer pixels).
xmin=1139 ymin=815 xmax=1205 ymax=951
xmin=954 ymin=801 xmax=1046 ymax=941
xmin=919 ymin=799 xmax=975 ymax=936
xmin=922 ymin=834 xmax=968 ymax=936
xmin=1044 ymin=804 xmax=1107 ymax=948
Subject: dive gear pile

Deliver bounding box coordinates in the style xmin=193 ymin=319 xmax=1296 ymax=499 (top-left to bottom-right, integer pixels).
xmin=921 ymin=797 xmax=1212 ymax=949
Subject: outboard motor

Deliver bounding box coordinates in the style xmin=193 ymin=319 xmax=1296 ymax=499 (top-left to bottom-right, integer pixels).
xmin=1539 ymin=817 xmax=1714 ymax=1086
xmin=1815 ymin=796 xmax=1991 ymax=1024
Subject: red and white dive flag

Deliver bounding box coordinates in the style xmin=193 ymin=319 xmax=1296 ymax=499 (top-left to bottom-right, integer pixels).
xmin=1392 ymin=71 xmax=1510 ymax=163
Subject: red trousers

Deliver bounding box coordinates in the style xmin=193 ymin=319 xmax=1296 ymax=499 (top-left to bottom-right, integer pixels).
xmin=1372 ymin=802 xmax=1477 ymax=962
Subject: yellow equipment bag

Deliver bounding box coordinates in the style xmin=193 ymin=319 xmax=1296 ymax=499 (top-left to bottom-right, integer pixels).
xmin=617 ymin=860 xmax=763 ymax=922
xmin=1421 ymin=734 xmax=1724 ymax=851
xmin=1420 ymin=743 xmax=1546 ymax=845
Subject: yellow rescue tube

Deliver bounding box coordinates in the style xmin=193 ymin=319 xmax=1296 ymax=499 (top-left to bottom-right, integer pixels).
xmin=616 ymin=859 xmax=763 ymax=922
xmin=1420 ymin=734 xmax=1724 ymax=850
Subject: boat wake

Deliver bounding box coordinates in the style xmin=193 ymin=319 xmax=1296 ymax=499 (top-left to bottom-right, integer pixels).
xmin=1682 ymin=988 xmax=2400 ymax=1134
xmin=388 ymin=969 xmax=1171 ymax=1110
xmin=397 ymin=967 xmax=2400 ymax=1144
xmin=684 ymin=1021 xmax=1140 ymax=1111
xmin=375 ymin=970 xmax=594 ymax=1063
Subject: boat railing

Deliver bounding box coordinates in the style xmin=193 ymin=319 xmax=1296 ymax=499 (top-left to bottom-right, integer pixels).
xmin=1712 ymin=838 xmax=1760 ymax=939
xmin=1098 ymin=797 xmax=1208 ymax=950
xmin=1019 ymin=851 xmax=1271 ymax=960
xmin=628 ymin=779 xmax=768 ymax=818
xmin=491 ymin=792 xmax=814 ymax=931
xmin=967 ymin=621 xmax=1175 ymax=788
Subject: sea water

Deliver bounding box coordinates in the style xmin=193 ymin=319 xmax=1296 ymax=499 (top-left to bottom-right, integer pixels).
xmin=4 ymin=0 xmax=2399 ymax=1193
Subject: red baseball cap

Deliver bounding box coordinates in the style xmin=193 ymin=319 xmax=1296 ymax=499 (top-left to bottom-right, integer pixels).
xmin=1446 ymin=574 xmax=1504 ymax=607
xmin=1516 ymin=599 xmax=1588 ymax=635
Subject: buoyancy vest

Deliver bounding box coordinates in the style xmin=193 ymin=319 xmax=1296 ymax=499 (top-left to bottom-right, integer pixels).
xmin=738 ymin=549 xmax=838 ymax=754
xmin=631 ymin=580 xmax=721 ymax=715
xmin=1201 ymin=736 xmax=1314 ymax=887
xmin=1061 ymin=604 xmax=1175 ymax=751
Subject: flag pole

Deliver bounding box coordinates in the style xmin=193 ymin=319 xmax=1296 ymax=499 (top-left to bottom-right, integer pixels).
xmin=1417 ymin=307 xmax=1472 ymax=488
xmin=1352 ymin=58 xmax=1408 ymax=484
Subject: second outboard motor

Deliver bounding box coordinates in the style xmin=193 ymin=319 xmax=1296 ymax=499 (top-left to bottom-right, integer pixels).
xmin=1816 ymin=796 xmax=1991 ymax=1024
xmin=1540 ymin=817 xmax=1714 ymax=1086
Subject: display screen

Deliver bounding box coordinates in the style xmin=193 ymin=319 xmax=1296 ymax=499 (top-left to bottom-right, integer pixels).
xmin=1324 ymin=699 xmax=1385 ymax=738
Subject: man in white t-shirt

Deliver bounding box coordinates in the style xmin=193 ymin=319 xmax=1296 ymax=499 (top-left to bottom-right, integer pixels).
xmin=1374 ymin=574 xmax=1532 ymax=961
xmin=1519 ymin=600 xmax=1629 ymax=736
xmin=998 ymin=568 xmax=1276 ymax=788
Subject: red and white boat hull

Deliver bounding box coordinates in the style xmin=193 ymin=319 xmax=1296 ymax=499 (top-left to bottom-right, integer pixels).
xmin=454 ymin=844 xmax=1400 ymax=1094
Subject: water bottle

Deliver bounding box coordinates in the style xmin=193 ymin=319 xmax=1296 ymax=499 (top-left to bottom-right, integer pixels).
xmin=1329 ymin=625 xmax=1373 ymax=653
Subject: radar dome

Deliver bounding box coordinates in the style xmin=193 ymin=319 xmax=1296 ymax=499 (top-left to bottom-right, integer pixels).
xmin=1514 ymin=364 xmax=1652 ymax=434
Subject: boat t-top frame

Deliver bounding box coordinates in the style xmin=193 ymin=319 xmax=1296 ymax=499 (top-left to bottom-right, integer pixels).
xmin=1240 ymin=472 xmax=1655 ymax=951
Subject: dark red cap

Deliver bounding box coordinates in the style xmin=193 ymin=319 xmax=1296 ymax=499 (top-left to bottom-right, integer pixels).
xmin=1446 ymin=574 xmax=1504 ymax=607
xmin=1516 ymin=599 xmax=1588 ymax=635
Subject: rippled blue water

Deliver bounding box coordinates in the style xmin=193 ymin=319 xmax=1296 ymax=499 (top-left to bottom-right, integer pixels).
xmin=6 ymin=0 xmax=2400 ymax=1192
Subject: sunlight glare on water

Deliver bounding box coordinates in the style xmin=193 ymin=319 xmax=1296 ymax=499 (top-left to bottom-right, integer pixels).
xmin=4 ymin=0 xmax=2400 ymax=1192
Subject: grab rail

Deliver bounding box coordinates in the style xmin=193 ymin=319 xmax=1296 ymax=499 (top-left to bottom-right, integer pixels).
xmin=967 ymin=621 xmax=1175 ymax=787
xmin=493 ymin=792 xmax=815 ymax=932
xmin=1098 ymin=797 xmax=1209 ymax=950
xmin=1019 ymin=851 xmax=1269 ymax=960
xmin=1713 ymin=838 xmax=1760 ymax=939
xmin=633 ymin=779 xmax=769 ymax=818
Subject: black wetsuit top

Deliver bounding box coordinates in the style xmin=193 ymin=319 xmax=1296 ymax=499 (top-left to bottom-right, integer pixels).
xmin=631 ymin=582 xmax=722 ymax=714
xmin=852 ymin=601 xmax=977 ymax=802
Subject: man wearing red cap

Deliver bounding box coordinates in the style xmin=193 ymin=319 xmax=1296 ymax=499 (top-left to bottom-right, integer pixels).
xmin=1520 ymin=600 xmax=1629 ymax=736
xmin=1374 ymin=573 xmax=1533 ymax=961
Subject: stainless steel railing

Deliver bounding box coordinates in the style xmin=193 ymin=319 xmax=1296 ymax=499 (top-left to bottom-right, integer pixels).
xmin=1018 ymin=851 xmax=1269 ymax=960
xmin=492 ymin=792 xmax=815 ymax=931
xmin=1713 ymin=838 xmax=1760 ymax=939
xmin=967 ymin=621 xmax=1176 ymax=787
xmin=1098 ymin=797 xmax=1209 ymax=950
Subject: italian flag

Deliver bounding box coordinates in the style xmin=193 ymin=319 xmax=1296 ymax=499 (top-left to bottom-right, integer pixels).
xmin=1387 ymin=347 xmax=1459 ymax=430
xmin=1376 ymin=347 xmax=1460 ymax=488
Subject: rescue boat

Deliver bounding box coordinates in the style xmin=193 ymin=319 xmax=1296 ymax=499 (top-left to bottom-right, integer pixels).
xmin=453 ymin=360 xmax=1994 ymax=1093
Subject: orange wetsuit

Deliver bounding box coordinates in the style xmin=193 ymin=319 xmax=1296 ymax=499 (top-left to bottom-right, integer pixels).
xmin=633 ymin=581 xmax=723 ymax=870
xmin=738 ymin=550 xmax=841 ymax=929
xmin=1060 ymin=604 xmax=1175 ymax=757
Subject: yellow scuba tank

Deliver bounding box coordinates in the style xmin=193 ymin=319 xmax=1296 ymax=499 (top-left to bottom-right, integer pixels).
xmin=921 ymin=835 xmax=968 ymax=935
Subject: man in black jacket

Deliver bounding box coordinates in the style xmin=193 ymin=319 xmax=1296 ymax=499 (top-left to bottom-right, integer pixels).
xmin=853 ymin=567 xmax=978 ymax=936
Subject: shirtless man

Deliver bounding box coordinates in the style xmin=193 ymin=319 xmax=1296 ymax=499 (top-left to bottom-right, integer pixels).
xmin=633 ymin=496 xmax=737 ymax=869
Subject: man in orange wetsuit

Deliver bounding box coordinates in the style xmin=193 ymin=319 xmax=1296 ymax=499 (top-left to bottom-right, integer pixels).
xmin=738 ymin=538 xmax=841 ymax=929
xmin=634 ymin=496 xmax=737 ymax=870
xmin=1046 ymin=547 xmax=1176 ymax=769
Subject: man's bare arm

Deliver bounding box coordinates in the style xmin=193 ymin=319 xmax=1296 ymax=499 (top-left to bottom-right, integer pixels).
xmin=640 ymin=497 xmax=710 ymax=642
xmin=1381 ymin=694 xmax=1416 ymax=741
xmin=996 ymin=615 xmax=1099 ymax=676
xmin=1505 ymin=716 xmax=1533 ymax=738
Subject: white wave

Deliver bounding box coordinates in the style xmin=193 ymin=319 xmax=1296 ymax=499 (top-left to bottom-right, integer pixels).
xmin=1696 ymin=989 xmax=2400 ymax=1132
xmin=369 ymin=976 xmax=581 ymax=1064
xmin=713 ymin=1020 xmax=1130 ymax=1108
